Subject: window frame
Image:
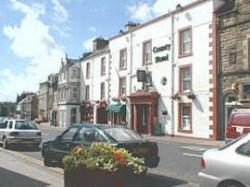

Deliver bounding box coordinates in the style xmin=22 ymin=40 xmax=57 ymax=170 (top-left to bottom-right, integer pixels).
xmin=179 ymin=65 xmax=192 ymax=94
xmin=119 ymin=48 xmax=127 ymax=70
xmin=85 ymin=85 xmax=90 ymax=101
xmin=86 ymin=62 xmax=90 ymax=79
xmin=178 ymin=103 xmax=192 ymax=133
xmin=101 ymin=57 xmax=106 ymax=76
xmin=119 ymin=77 xmax=126 ymax=97
xmin=100 ymin=82 xmax=105 ymax=100
xmin=143 ymin=40 xmax=152 ymax=65
xmin=178 ymin=26 xmax=192 ymax=58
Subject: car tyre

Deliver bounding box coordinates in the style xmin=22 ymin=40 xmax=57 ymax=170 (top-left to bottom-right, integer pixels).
xmin=219 ymin=181 xmax=246 ymax=187
xmin=3 ymin=138 xmax=9 ymax=149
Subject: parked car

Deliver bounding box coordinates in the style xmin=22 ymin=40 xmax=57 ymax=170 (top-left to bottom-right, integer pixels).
xmin=0 ymin=119 xmax=42 ymax=149
xmin=226 ymin=109 xmax=250 ymax=140
xmin=198 ymin=133 xmax=250 ymax=187
xmin=42 ymin=123 xmax=160 ymax=168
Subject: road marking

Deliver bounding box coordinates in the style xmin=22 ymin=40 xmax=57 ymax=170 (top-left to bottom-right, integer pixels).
xmin=182 ymin=152 xmax=202 ymax=158
xmin=181 ymin=145 xmax=207 ymax=152
xmin=0 ymin=148 xmax=64 ymax=174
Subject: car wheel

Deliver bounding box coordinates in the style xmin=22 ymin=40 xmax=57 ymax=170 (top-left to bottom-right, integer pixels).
xmin=3 ymin=138 xmax=9 ymax=149
xmin=219 ymin=181 xmax=246 ymax=187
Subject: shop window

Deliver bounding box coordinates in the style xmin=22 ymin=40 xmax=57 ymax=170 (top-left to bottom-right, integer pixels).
xmin=86 ymin=62 xmax=90 ymax=79
xmin=242 ymin=84 xmax=250 ymax=100
xmin=101 ymin=57 xmax=106 ymax=76
xmin=143 ymin=40 xmax=152 ymax=65
xmin=120 ymin=49 xmax=127 ymax=70
xmin=100 ymin=82 xmax=105 ymax=100
xmin=119 ymin=77 xmax=126 ymax=97
xmin=71 ymin=108 xmax=77 ymax=123
xmin=178 ymin=104 xmax=192 ymax=132
xmin=179 ymin=27 xmax=192 ymax=57
xmin=180 ymin=65 xmax=192 ymax=93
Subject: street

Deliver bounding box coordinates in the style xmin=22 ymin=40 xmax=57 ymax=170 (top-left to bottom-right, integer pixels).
xmin=0 ymin=123 xmax=223 ymax=186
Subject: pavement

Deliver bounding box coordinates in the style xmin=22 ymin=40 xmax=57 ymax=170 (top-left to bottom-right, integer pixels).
xmin=0 ymin=148 xmax=63 ymax=187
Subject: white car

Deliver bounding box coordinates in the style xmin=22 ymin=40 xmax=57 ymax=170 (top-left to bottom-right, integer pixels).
xmin=0 ymin=119 xmax=42 ymax=149
xmin=199 ymin=134 xmax=250 ymax=187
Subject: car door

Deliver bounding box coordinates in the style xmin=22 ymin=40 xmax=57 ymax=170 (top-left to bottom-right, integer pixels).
xmin=73 ymin=127 xmax=94 ymax=147
xmin=50 ymin=126 xmax=79 ymax=162
xmin=0 ymin=121 xmax=8 ymax=142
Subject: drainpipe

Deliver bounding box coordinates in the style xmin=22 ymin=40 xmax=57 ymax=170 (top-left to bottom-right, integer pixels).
xmin=128 ymin=31 xmax=133 ymax=129
xmin=171 ymin=13 xmax=175 ymax=136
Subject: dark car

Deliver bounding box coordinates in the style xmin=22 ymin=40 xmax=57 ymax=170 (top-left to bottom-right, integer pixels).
xmin=42 ymin=124 xmax=160 ymax=168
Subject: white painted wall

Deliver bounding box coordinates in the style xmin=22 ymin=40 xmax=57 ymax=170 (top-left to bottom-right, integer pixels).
xmin=109 ymin=0 xmax=213 ymax=138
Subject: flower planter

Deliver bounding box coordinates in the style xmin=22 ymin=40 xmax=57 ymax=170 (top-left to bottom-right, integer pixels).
xmin=64 ymin=167 xmax=146 ymax=187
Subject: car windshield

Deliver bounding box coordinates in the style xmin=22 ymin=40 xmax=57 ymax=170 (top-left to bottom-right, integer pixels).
xmin=15 ymin=121 xmax=38 ymax=130
xmin=219 ymin=134 xmax=247 ymax=150
xmin=103 ymin=128 xmax=143 ymax=142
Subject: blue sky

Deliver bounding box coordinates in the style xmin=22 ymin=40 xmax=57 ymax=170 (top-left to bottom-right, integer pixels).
xmin=0 ymin=0 xmax=195 ymax=102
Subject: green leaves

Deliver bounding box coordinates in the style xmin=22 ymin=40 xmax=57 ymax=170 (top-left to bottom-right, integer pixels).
xmin=63 ymin=142 xmax=146 ymax=175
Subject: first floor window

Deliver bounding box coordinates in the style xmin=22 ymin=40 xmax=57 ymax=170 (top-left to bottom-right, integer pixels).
xmin=179 ymin=104 xmax=192 ymax=132
xmin=85 ymin=85 xmax=90 ymax=101
xmin=72 ymin=87 xmax=78 ymax=100
xmin=242 ymin=84 xmax=250 ymax=100
xmin=180 ymin=66 xmax=192 ymax=93
xmin=119 ymin=77 xmax=126 ymax=97
xmin=100 ymin=82 xmax=105 ymax=100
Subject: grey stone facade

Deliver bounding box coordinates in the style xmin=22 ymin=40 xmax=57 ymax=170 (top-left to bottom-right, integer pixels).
xmin=216 ymin=0 xmax=250 ymax=138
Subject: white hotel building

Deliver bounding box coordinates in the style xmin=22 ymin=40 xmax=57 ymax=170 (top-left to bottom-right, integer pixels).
xmin=54 ymin=0 xmax=218 ymax=140
xmin=108 ymin=0 xmax=216 ymax=139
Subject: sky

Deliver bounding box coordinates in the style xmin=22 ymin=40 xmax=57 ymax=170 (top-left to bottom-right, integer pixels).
xmin=0 ymin=0 xmax=196 ymax=102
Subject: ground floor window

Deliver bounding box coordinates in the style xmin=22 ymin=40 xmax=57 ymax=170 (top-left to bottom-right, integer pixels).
xmin=178 ymin=103 xmax=192 ymax=132
xmin=71 ymin=108 xmax=77 ymax=124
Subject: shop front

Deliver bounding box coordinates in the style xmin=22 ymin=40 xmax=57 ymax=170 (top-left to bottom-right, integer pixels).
xmin=128 ymin=90 xmax=159 ymax=135
xmin=80 ymin=102 xmax=94 ymax=123
xmin=106 ymin=102 xmax=126 ymax=125
xmin=96 ymin=101 xmax=108 ymax=124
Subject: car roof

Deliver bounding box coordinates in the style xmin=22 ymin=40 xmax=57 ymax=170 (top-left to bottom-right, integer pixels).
xmin=71 ymin=123 xmax=126 ymax=130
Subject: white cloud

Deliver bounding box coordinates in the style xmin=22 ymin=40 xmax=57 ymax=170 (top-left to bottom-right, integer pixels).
xmin=88 ymin=26 xmax=97 ymax=33
xmin=1 ymin=0 xmax=64 ymax=101
xmin=127 ymin=2 xmax=153 ymax=22
xmin=52 ymin=0 xmax=68 ymax=22
xmin=127 ymin=0 xmax=197 ymax=22
xmin=82 ymin=37 xmax=96 ymax=52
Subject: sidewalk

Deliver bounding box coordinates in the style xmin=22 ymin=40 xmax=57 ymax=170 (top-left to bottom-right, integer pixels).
xmin=0 ymin=148 xmax=63 ymax=187
xmin=143 ymin=134 xmax=225 ymax=147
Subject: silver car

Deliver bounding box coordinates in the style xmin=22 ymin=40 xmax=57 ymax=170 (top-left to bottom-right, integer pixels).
xmin=0 ymin=119 xmax=42 ymax=149
xmin=199 ymin=134 xmax=250 ymax=187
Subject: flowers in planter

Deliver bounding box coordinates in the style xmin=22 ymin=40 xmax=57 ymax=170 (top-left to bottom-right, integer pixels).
xmin=186 ymin=91 xmax=196 ymax=99
xmin=63 ymin=142 xmax=147 ymax=175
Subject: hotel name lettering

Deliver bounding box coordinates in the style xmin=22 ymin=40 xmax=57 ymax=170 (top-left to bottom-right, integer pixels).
xmin=153 ymin=44 xmax=171 ymax=63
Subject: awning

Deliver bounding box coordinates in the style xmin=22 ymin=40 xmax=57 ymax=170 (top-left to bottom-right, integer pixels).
xmin=106 ymin=103 xmax=126 ymax=113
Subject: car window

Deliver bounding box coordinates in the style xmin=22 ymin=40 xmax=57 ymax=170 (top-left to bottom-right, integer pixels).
xmin=74 ymin=127 xmax=91 ymax=141
xmin=61 ymin=127 xmax=79 ymax=142
xmin=15 ymin=121 xmax=38 ymax=130
xmin=236 ymin=141 xmax=250 ymax=157
xmin=93 ymin=130 xmax=106 ymax=142
xmin=0 ymin=121 xmax=8 ymax=129
xmin=103 ymin=128 xmax=143 ymax=142
xmin=9 ymin=121 xmax=13 ymax=129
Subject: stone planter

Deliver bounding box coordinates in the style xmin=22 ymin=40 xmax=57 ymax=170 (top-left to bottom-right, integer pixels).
xmin=64 ymin=168 xmax=146 ymax=187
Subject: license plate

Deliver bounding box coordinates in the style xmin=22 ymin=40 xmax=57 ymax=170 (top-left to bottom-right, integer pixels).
xmin=236 ymin=127 xmax=243 ymax=133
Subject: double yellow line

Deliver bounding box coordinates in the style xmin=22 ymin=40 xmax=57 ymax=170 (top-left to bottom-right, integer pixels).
xmin=0 ymin=147 xmax=64 ymax=174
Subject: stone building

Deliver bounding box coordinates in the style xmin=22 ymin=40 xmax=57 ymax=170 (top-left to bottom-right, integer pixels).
xmin=38 ymin=81 xmax=49 ymax=122
xmin=48 ymin=74 xmax=59 ymax=126
xmin=215 ymin=0 xmax=250 ymax=139
xmin=57 ymin=56 xmax=81 ymax=128
xmin=17 ymin=94 xmax=38 ymax=120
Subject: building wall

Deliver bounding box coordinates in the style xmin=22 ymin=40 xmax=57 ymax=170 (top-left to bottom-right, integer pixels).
xmin=217 ymin=0 xmax=250 ymax=139
xmin=109 ymin=0 xmax=214 ymax=138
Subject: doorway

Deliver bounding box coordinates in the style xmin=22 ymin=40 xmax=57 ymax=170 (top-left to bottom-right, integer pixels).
xmin=137 ymin=105 xmax=149 ymax=134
